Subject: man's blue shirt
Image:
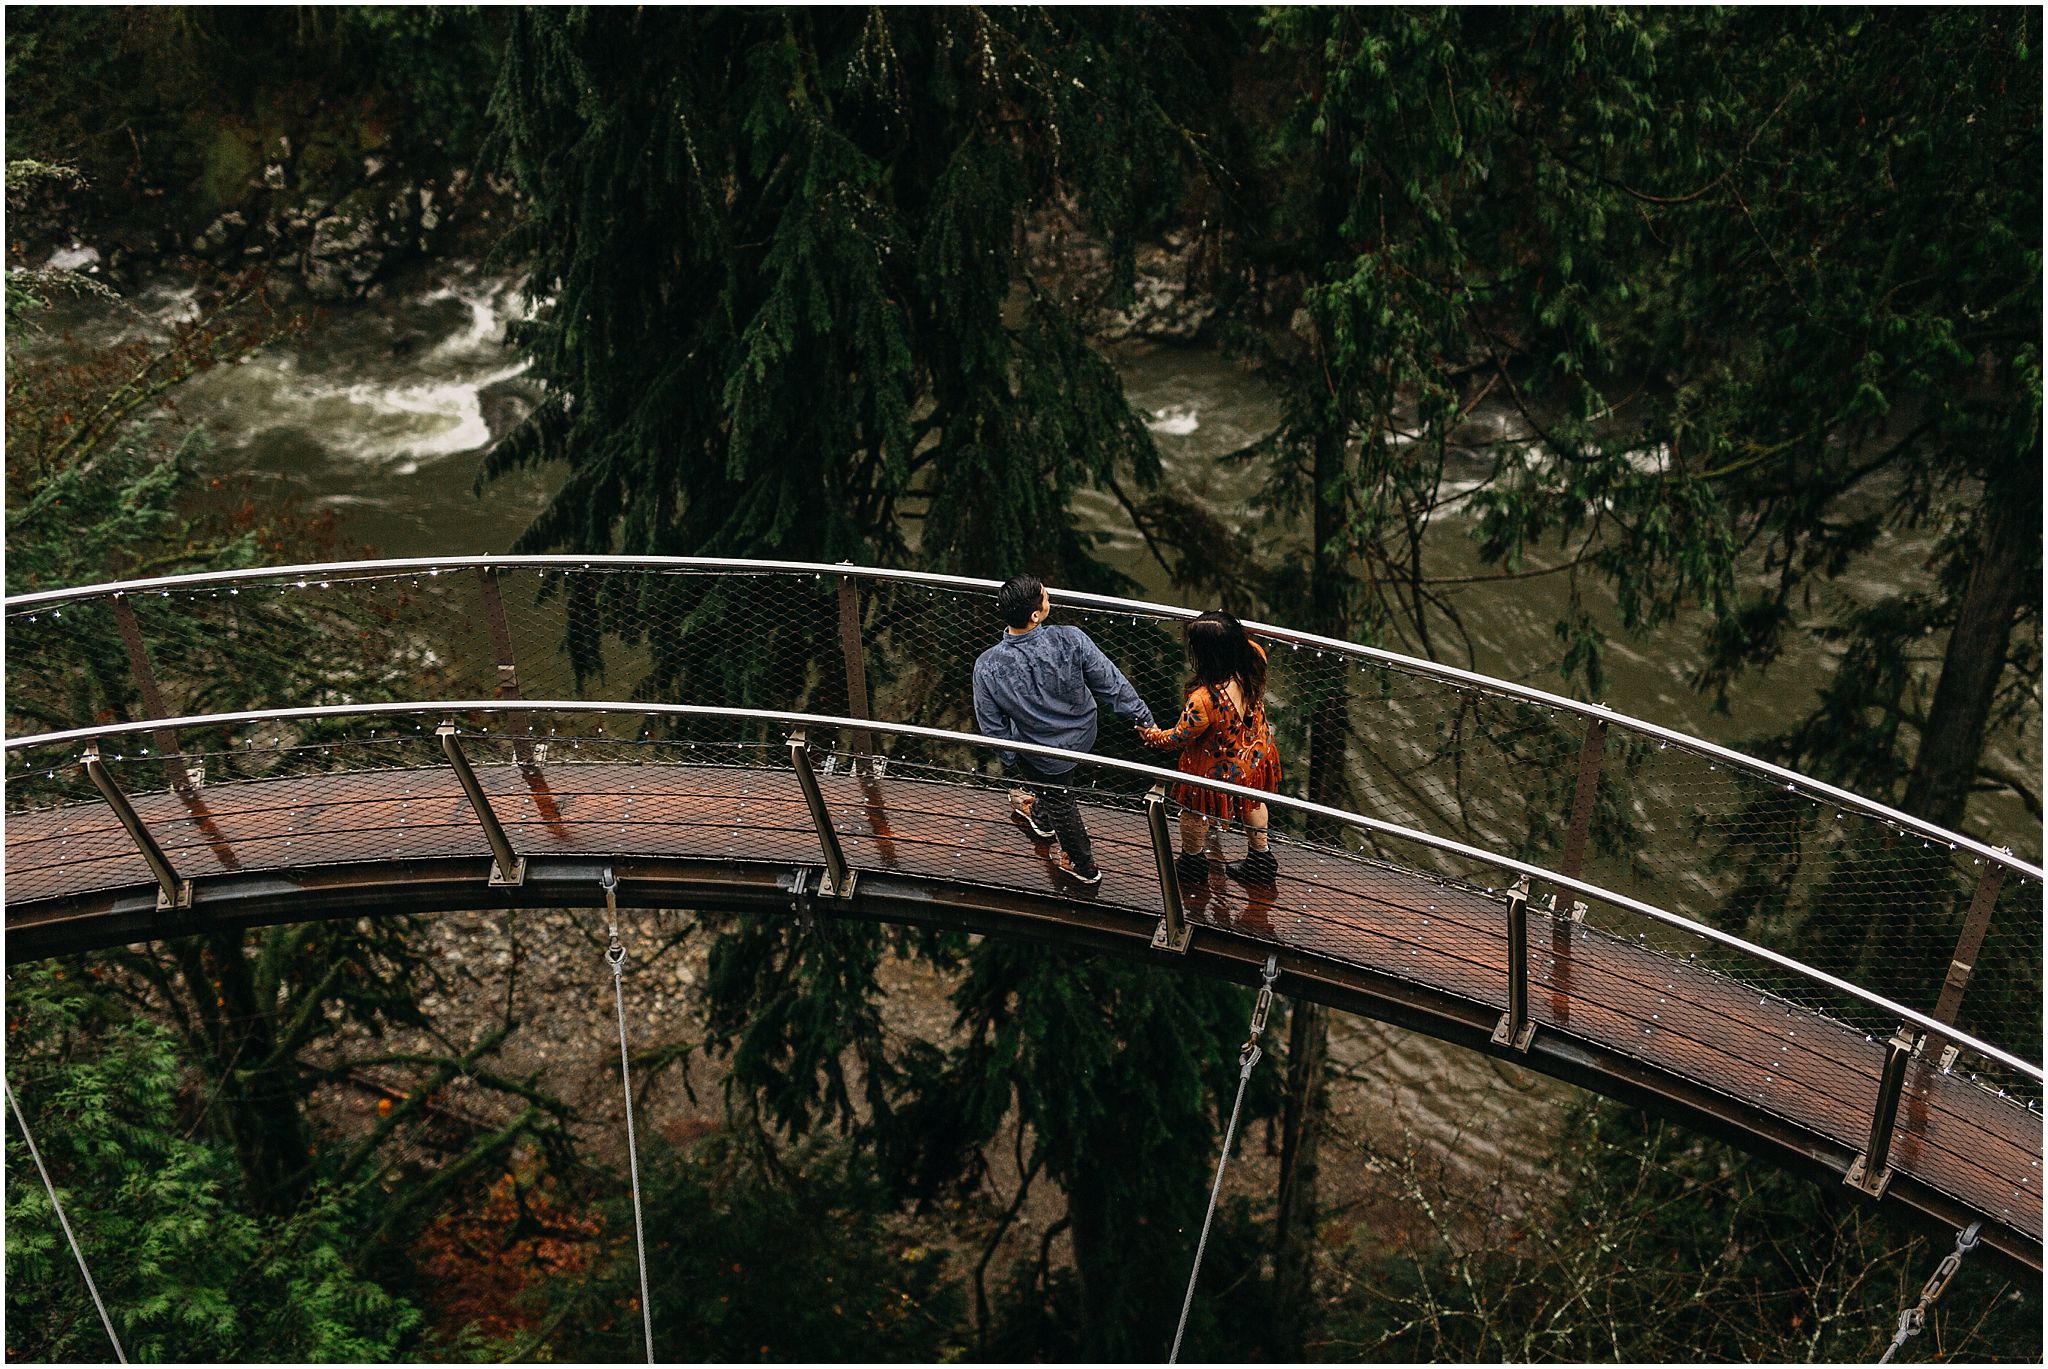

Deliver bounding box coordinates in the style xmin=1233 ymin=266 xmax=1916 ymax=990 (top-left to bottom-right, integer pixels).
xmin=972 ymin=624 xmax=1155 ymax=775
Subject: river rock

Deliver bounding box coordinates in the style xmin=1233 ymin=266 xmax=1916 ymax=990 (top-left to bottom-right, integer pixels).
xmin=1024 ymin=209 xmax=1219 ymax=344
xmin=304 ymin=210 xmax=382 ymax=298
xmin=292 ymin=169 xmax=477 ymax=299
xmin=192 ymin=210 xmax=248 ymax=257
xmin=1096 ymin=233 xmax=1217 ymax=342
xmin=302 ymin=182 xmax=424 ymax=300
xmin=44 ymin=243 xmax=101 ymax=272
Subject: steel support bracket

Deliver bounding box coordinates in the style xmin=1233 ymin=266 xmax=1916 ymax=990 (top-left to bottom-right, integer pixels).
xmin=1491 ymin=1016 xmax=1537 ymax=1052
xmin=789 ymin=866 xmax=854 ymax=928
xmin=835 ymin=570 xmax=879 ymax=772
xmin=1491 ymin=875 xmax=1535 ymax=1052
xmin=1144 ymin=784 xmax=1191 ymax=954
xmin=1929 ymin=853 xmax=2008 ymax=1044
xmin=1557 ymin=712 xmax=1609 ymax=885
xmin=110 ymin=592 xmax=201 ymax=793
xmin=787 ymin=729 xmax=856 ymax=898
xmin=790 ymin=868 xmax=817 ymax=932
xmin=1843 ymin=1153 xmax=1894 ymax=1200
xmin=1151 ymin=917 xmax=1193 ymax=955
xmin=1847 ymin=1027 xmax=1918 ymax=1197
xmin=83 ymin=745 xmax=192 ymax=910
xmin=438 ymin=721 xmax=527 ymax=887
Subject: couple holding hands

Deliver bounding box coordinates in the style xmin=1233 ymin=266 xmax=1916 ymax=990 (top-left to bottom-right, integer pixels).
xmin=970 ymin=574 xmax=1281 ymax=890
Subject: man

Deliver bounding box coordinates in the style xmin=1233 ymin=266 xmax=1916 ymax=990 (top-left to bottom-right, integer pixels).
xmin=972 ymin=573 xmax=1155 ymax=886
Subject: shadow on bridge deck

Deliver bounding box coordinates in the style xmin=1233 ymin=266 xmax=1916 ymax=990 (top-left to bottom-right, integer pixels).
xmin=6 ymin=760 xmax=2040 ymax=1269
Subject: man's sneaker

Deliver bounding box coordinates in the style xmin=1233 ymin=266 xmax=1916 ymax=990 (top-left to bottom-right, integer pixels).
xmin=1226 ymin=849 xmax=1279 ymax=887
xmin=1010 ymin=794 xmax=1055 ymax=841
xmin=1175 ymin=850 xmax=1211 ymax=887
xmin=1056 ymin=851 xmax=1103 ymax=887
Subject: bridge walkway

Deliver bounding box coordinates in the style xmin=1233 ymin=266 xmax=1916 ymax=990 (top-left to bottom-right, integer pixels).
xmin=6 ymin=757 xmax=2038 ymax=1261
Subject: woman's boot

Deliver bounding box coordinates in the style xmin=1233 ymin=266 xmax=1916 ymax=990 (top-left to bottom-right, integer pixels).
xmin=1226 ymin=848 xmax=1278 ymax=886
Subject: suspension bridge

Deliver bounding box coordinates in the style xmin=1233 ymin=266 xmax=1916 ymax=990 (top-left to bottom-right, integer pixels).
xmin=6 ymin=557 xmax=2042 ymax=1277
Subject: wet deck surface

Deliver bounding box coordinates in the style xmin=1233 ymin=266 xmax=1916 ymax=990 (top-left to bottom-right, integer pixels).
xmin=7 ymin=760 xmax=2039 ymax=1243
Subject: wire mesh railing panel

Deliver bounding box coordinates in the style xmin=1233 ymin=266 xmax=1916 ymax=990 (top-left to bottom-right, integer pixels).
xmin=6 ymin=560 xmax=2040 ymax=1079
xmin=5 ymin=700 xmax=2042 ymax=1229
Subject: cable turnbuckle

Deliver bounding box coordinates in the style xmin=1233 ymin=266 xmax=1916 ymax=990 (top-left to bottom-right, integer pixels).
xmin=1917 ymin=1221 xmax=1980 ymax=1307
xmin=1240 ymin=955 xmax=1280 ymax=1065
xmin=600 ymin=867 xmax=626 ymax=975
xmin=1881 ymin=1220 xmax=1982 ymax=1363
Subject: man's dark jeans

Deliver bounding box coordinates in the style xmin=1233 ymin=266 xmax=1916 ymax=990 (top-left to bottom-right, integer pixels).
xmin=1015 ymin=759 xmax=1096 ymax=876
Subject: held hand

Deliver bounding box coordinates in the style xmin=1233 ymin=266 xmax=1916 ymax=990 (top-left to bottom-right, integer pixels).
xmin=1136 ymin=724 xmax=1167 ymax=747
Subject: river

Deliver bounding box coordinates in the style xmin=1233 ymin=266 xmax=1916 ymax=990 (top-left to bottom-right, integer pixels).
xmin=16 ymin=263 xmax=2040 ymax=1199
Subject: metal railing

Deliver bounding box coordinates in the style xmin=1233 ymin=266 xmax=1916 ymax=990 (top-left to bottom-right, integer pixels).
xmin=7 ymin=698 xmax=2041 ymax=1223
xmin=8 ymin=699 xmax=2040 ymax=1076
xmin=7 ymin=557 xmax=2041 ymax=1070
xmin=4 ymin=554 xmax=2037 ymax=873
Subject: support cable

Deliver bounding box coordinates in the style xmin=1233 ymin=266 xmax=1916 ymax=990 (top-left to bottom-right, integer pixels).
xmin=1877 ymin=1219 xmax=1982 ymax=1364
xmin=601 ymin=869 xmax=655 ymax=1364
xmin=3 ymin=1079 xmax=127 ymax=1363
xmin=1170 ymin=953 xmax=1279 ymax=1364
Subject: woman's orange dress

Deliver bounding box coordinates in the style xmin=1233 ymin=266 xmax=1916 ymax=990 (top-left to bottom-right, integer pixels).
xmin=1151 ymin=646 xmax=1281 ymax=820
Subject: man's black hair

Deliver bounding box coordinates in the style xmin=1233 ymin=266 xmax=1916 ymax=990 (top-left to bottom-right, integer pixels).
xmin=997 ymin=574 xmax=1045 ymax=629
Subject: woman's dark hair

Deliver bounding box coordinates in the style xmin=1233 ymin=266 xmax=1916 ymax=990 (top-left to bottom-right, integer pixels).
xmin=1184 ymin=611 xmax=1265 ymax=706
xmin=997 ymin=574 xmax=1046 ymax=629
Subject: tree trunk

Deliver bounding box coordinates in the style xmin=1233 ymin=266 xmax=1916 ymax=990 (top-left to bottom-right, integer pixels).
xmin=1901 ymin=483 xmax=2034 ymax=831
xmin=180 ymin=931 xmax=311 ymax=1215
xmin=1273 ymin=998 xmax=1330 ymax=1352
xmin=1273 ymin=408 xmax=1351 ymax=1351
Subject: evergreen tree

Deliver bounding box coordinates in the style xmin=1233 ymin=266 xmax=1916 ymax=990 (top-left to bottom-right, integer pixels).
xmin=1211 ymin=11 xmax=1679 ymax=1339
xmin=4 ymin=964 xmax=423 ymax=1361
xmin=486 ymin=10 xmax=1273 ymax=1357
xmin=1449 ymin=8 xmax=2042 ymax=841
xmin=1187 ymin=8 xmax=2039 ymax=1347
xmin=484 ymin=6 xmax=1228 ymax=581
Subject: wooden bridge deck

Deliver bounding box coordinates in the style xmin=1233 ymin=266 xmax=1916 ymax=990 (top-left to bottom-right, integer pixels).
xmin=6 ymin=760 xmax=2039 ymax=1260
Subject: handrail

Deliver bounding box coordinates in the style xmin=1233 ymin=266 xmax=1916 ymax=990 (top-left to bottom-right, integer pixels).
xmin=9 ymin=556 xmax=2039 ymax=882
xmin=9 ymin=697 xmax=2039 ymax=1084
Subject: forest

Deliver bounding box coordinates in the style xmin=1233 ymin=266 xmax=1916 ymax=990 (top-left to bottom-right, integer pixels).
xmin=4 ymin=7 xmax=2041 ymax=1362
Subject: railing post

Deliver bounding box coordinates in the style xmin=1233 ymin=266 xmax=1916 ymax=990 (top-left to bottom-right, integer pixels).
xmin=110 ymin=593 xmax=201 ymax=792
xmin=1492 ymin=874 xmax=1535 ymax=1051
xmin=1847 ymin=1027 xmax=1917 ymax=1197
xmin=437 ymin=721 xmax=526 ymax=885
xmin=475 ymin=568 xmax=536 ymax=764
xmin=835 ymin=570 xmax=877 ymax=773
xmin=1930 ymin=855 xmax=2007 ymax=1069
xmin=1145 ymin=785 xmax=1191 ymax=954
xmin=787 ymin=728 xmax=856 ymax=898
xmin=1554 ymin=713 xmax=1607 ymax=919
xmin=82 ymin=745 xmax=191 ymax=909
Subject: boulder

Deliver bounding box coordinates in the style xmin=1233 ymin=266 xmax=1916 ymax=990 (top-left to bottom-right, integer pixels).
xmin=191 ymin=210 xmax=248 ymax=257
xmin=301 ymin=182 xmax=423 ymax=300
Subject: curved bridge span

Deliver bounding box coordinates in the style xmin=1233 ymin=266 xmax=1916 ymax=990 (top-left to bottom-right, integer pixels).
xmin=6 ymin=560 xmax=2042 ymax=1269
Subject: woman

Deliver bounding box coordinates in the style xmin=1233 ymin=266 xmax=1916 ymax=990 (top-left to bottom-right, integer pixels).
xmin=1138 ymin=611 xmax=1281 ymax=886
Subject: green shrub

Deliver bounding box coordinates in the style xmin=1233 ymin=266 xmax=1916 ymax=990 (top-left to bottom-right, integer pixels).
xmin=5 ymin=963 xmax=421 ymax=1362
